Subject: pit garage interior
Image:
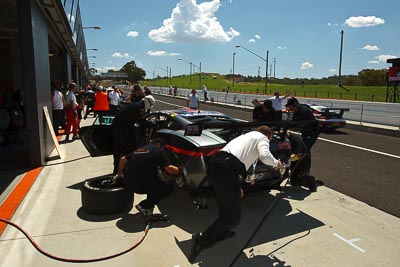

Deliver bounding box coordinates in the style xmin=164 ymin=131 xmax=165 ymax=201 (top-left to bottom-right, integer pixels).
xmin=0 ymin=0 xmax=88 ymax=170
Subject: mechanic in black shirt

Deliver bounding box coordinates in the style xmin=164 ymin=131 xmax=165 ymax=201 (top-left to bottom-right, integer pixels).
xmin=253 ymin=99 xmax=281 ymax=122
xmin=285 ymin=97 xmax=320 ymax=182
xmin=111 ymin=88 xmax=150 ymax=174
xmin=115 ymin=139 xmax=180 ymax=217
xmin=285 ymin=97 xmax=320 ymax=151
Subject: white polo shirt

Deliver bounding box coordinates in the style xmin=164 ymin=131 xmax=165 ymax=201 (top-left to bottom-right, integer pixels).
xmin=221 ymin=131 xmax=279 ymax=169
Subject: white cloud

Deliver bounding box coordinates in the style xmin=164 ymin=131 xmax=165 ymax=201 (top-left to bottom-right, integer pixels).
xmin=361 ymin=45 xmax=379 ymax=51
xmin=375 ymin=55 xmax=397 ymax=62
xmin=345 ymin=16 xmax=384 ymax=28
xmin=148 ymin=0 xmax=240 ymax=43
xmin=112 ymin=52 xmax=123 ymax=58
xmin=327 ymin=22 xmax=338 ymax=26
xmin=255 ymin=34 xmax=261 ymax=39
xmin=127 ymin=31 xmax=139 ymax=37
xmin=112 ymin=52 xmax=133 ymax=59
xmin=330 ymin=69 xmax=337 ymax=72
xmin=147 ymin=50 xmax=181 ymax=56
xmin=248 ymin=39 xmax=256 ymax=43
xmin=300 ymin=62 xmax=314 ymax=69
xmin=276 ymin=46 xmax=287 ymax=50
xmin=368 ymin=60 xmax=380 ymax=64
xmin=99 ymin=67 xmax=117 ymax=73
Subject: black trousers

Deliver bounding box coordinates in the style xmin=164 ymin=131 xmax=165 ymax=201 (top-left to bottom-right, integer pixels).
xmin=112 ymin=121 xmax=137 ymax=174
xmin=201 ymin=151 xmax=245 ymax=248
xmin=123 ymin=176 xmax=173 ymax=209
xmin=52 ymin=109 xmax=64 ymax=135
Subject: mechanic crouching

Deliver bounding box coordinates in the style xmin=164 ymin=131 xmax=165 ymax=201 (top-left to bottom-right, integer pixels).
xmin=114 ymin=138 xmax=180 ymax=217
xmin=188 ymin=125 xmax=282 ymax=263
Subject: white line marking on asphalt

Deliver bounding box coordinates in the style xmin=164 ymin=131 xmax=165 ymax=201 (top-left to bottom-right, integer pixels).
xmin=318 ymin=137 xmax=400 ymax=159
xmin=333 ymin=233 xmax=366 ymax=253
xmin=157 ymin=99 xmax=400 ymax=159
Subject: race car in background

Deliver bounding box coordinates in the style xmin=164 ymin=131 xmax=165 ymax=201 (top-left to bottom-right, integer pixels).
xmin=306 ymin=104 xmax=349 ymax=131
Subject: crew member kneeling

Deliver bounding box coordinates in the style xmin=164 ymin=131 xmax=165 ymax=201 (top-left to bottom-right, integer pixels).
xmin=115 ymin=139 xmax=180 ymax=217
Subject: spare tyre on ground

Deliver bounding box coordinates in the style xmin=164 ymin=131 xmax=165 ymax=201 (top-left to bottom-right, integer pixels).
xmin=81 ymin=175 xmax=134 ymax=215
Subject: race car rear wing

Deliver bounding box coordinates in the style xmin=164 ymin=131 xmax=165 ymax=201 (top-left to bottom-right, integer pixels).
xmin=321 ymin=107 xmax=350 ymax=117
xmin=185 ymin=120 xmax=318 ymax=136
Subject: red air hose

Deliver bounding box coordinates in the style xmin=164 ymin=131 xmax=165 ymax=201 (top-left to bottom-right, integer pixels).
xmin=0 ymin=217 xmax=150 ymax=263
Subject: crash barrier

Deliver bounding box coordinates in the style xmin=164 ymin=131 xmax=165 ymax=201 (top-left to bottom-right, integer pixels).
xmin=150 ymin=86 xmax=400 ymax=128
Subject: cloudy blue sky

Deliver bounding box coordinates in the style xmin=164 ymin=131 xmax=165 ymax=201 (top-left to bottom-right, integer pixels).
xmin=79 ymin=0 xmax=398 ymax=79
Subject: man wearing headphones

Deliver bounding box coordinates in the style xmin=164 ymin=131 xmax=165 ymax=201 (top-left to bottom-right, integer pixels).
xmin=285 ymin=97 xmax=319 ymax=190
xmin=111 ymin=85 xmax=152 ymax=174
xmin=285 ymin=97 xmax=319 ymax=151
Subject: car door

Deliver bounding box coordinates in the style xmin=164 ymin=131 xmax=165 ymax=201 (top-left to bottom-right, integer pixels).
xmin=79 ymin=115 xmax=114 ymax=157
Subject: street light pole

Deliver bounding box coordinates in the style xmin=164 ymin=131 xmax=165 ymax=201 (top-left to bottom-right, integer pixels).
xmin=83 ymin=26 xmax=101 ymax=30
xmin=232 ymin=52 xmax=236 ymax=91
xmin=178 ymin=58 xmax=194 ymax=87
xmin=338 ymin=30 xmax=344 ymax=86
xmin=236 ymin=45 xmax=269 ymax=94
xmin=265 ymin=50 xmax=269 ymax=94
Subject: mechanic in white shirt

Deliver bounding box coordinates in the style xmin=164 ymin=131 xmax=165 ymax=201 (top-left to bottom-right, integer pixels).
xmin=188 ymin=125 xmax=282 ymax=262
xmin=187 ymin=89 xmax=200 ymax=109
xmin=108 ymin=85 xmax=121 ymax=113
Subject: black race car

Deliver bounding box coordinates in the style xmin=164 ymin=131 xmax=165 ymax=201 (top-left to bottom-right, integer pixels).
xmin=80 ymin=108 xmax=316 ymax=211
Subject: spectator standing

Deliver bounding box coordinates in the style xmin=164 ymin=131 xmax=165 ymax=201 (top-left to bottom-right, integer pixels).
xmin=84 ymin=85 xmax=96 ymax=119
xmin=108 ymin=85 xmax=121 ymax=114
xmin=64 ymin=82 xmax=79 ymax=141
xmin=93 ymin=87 xmax=109 ymax=117
xmin=144 ymin=87 xmax=156 ymax=113
xmin=202 ymin=85 xmax=209 ymax=101
xmin=269 ymin=91 xmax=291 ymax=120
xmin=75 ymin=86 xmax=85 ymax=129
xmin=51 ymin=83 xmax=65 ymax=135
xmin=173 ymin=86 xmax=178 ymax=96
xmin=187 ymin=89 xmax=200 ymax=109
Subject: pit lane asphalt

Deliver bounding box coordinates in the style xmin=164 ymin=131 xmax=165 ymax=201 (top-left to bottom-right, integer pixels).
xmin=1 ymin=95 xmax=399 ymax=266
xmin=155 ymin=94 xmax=400 ymax=218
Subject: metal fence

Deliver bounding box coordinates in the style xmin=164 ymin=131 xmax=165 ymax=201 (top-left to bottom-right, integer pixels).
xmin=149 ymin=86 xmax=400 ymax=128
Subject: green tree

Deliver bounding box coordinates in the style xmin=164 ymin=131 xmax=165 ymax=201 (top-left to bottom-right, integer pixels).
xmin=358 ymin=69 xmax=386 ymax=86
xmin=120 ymin=60 xmax=146 ymax=83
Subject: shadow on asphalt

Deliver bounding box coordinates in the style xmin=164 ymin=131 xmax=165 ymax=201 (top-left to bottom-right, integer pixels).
xmin=168 ymin=188 xmax=324 ymax=266
xmin=67 ymin=177 xmax=325 ymax=266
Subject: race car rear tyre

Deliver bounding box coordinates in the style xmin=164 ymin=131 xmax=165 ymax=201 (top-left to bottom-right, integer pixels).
xmin=81 ymin=176 xmax=134 ymax=215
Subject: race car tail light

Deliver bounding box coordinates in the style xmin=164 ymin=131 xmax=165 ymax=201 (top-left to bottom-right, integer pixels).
xmin=313 ymin=110 xmax=320 ymax=114
xmin=200 ymin=147 xmax=223 ymax=157
xmin=166 ymin=145 xmax=223 ymax=157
